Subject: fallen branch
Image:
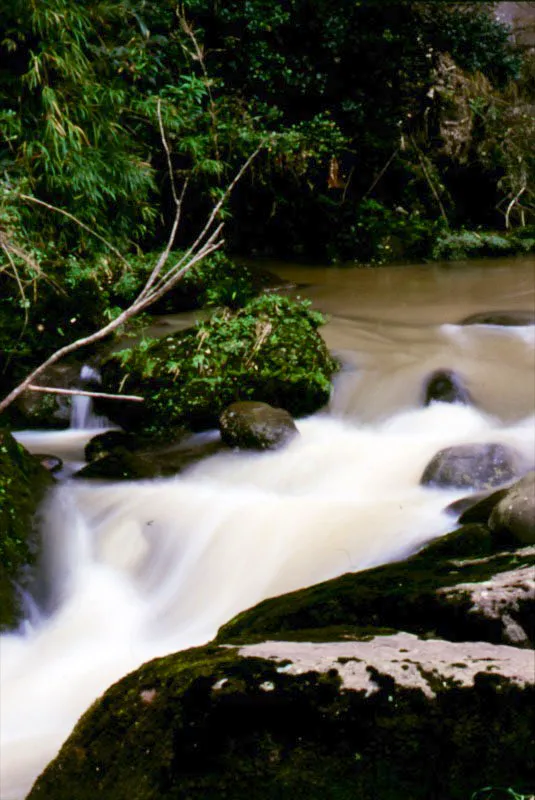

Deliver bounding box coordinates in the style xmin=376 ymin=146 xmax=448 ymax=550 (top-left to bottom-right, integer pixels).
xmin=0 ymin=131 xmax=265 ymax=413
xmin=27 ymin=385 xmax=144 ymax=402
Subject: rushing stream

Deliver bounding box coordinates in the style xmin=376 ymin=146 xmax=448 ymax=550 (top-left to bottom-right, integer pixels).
xmin=1 ymin=256 xmax=534 ymax=799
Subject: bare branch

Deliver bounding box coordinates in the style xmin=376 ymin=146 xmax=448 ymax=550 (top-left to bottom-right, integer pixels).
xmin=0 ymin=144 xmax=265 ymax=414
xmin=28 ymin=385 xmax=144 ymax=402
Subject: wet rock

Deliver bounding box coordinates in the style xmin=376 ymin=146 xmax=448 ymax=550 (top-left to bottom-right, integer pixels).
xmin=217 ymin=524 xmax=535 ymax=648
xmin=34 ymin=454 xmax=63 ymax=474
xmin=219 ymin=401 xmax=298 ymax=451
xmin=0 ymin=430 xmax=52 ymax=629
xmin=489 ymin=472 xmax=535 ymax=545
xmin=13 ymin=362 xmax=82 ymax=429
xmin=446 ymin=485 xmax=511 ymax=521
xmin=420 ymin=442 xmax=520 ymax=490
xmin=460 ymin=310 xmax=535 ymax=326
xmin=84 ymin=430 xmax=142 ymax=463
xmin=27 ymin=634 xmax=535 ymax=800
xmin=423 ymin=369 xmax=472 ymax=406
xmin=75 ymin=434 xmax=228 ymax=481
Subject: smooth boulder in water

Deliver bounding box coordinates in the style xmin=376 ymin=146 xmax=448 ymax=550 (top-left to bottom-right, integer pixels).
xmin=489 ymin=471 xmax=535 ymax=545
xmin=219 ymin=401 xmax=298 ymax=451
xmin=423 ymin=369 xmax=472 ymax=406
xmin=420 ymin=442 xmax=520 ymax=490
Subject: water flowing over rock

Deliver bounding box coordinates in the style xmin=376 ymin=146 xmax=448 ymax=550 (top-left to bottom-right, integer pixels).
xmin=219 ymin=401 xmax=299 ymax=451
xmin=420 ymin=442 xmax=522 ymax=490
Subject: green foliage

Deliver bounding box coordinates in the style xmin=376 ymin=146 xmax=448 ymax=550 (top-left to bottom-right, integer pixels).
xmin=431 ymin=229 xmax=535 ymax=261
xmin=102 ymin=294 xmax=338 ymax=435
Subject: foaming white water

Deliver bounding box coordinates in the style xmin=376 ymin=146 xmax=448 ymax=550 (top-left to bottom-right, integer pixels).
xmin=329 ymin=321 xmax=535 ymax=422
xmin=1 ymin=405 xmax=535 ymax=798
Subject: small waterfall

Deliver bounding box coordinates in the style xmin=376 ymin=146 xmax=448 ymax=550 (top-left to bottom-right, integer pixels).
xmin=69 ymin=365 xmax=109 ymax=430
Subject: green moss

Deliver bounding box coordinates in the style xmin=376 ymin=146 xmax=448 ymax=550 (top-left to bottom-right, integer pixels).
xmin=28 ymin=641 xmax=535 ymax=799
xmin=0 ymin=429 xmax=52 ymax=629
xmin=102 ymin=294 xmax=338 ymax=435
xmin=216 ymin=524 xmax=535 ymax=647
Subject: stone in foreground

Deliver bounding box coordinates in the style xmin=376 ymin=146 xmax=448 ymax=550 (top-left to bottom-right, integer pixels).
xmin=28 ymin=635 xmax=535 ymax=800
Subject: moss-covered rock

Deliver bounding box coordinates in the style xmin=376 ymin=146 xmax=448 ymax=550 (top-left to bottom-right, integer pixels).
xmin=0 ymin=429 xmax=52 ymax=629
xmin=100 ymin=295 xmax=338 ymax=436
xmin=27 ymin=638 xmax=535 ymax=800
xmin=216 ymin=524 xmax=535 ymax=648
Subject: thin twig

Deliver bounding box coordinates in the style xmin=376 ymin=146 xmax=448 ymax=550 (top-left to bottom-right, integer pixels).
xmin=28 ymin=385 xmax=144 ymax=402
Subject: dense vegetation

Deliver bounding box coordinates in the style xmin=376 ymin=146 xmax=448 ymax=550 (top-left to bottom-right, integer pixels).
xmin=0 ymin=0 xmax=534 ymax=397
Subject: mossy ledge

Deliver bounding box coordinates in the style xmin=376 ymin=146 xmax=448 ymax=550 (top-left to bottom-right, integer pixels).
xmin=0 ymin=429 xmax=53 ymax=629
xmin=28 ymin=639 xmax=534 ymax=800
xmin=216 ymin=524 xmax=535 ymax=647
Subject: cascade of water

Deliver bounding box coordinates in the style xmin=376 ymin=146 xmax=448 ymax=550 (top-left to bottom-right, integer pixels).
xmin=69 ymin=365 xmax=109 ymax=430
xmin=1 ymin=404 xmax=534 ymax=799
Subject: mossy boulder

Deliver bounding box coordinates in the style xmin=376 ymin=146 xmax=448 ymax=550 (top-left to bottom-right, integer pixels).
xmin=219 ymin=401 xmax=298 ymax=451
xmin=420 ymin=442 xmax=522 ymax=490
xmin=0 ymin=429 xmax=52 ymax=629
xmin=100 ymin=295 xmax=338 ymax=436
xmin=217 ymin=524 xmax=535 ymax=648
xmin=27 ymin=637 xmax=535 ymax=800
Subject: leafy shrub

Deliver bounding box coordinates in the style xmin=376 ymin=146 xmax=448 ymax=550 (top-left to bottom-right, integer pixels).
xmin=101 ymin=294 xmax=338 ymax=435
xmin=431 ymin=229 xmax=535 ymax=261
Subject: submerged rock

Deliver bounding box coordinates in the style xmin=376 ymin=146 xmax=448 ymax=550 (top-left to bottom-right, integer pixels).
xmin=27 ymin=633 xmax=535 ymax=800
xmin=219 ymin=402 xmax=298 ymax=451
xmin=460 ymin=310 xmax=535 ymax=326
xmin=489 ymin=471 xmax=535 ymax=545
xmin=0 ymin=430 xmax=52 ymax=629
xmin=420 ymin=442 xmax=521 ymax=490
xmin=423 ymin=369 xmax=472 ymax=406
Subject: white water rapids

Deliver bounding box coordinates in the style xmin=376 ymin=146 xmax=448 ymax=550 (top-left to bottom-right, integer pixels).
xmin=1 ymin=260 xmax=534 ymax=799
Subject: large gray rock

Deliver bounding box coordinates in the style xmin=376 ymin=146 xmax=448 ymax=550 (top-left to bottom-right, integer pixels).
xmin=489 ymin=472 xmax=535 ymax=545
xmin=27 ymin=631 xmax=535 ymax=800
xmin=219 ymin=401 xmax=298 ymax=451
xmin=423 ymin=369 xmax=472 ymax=406
xmin=421 ymin=442 xmax=521 ymax=490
